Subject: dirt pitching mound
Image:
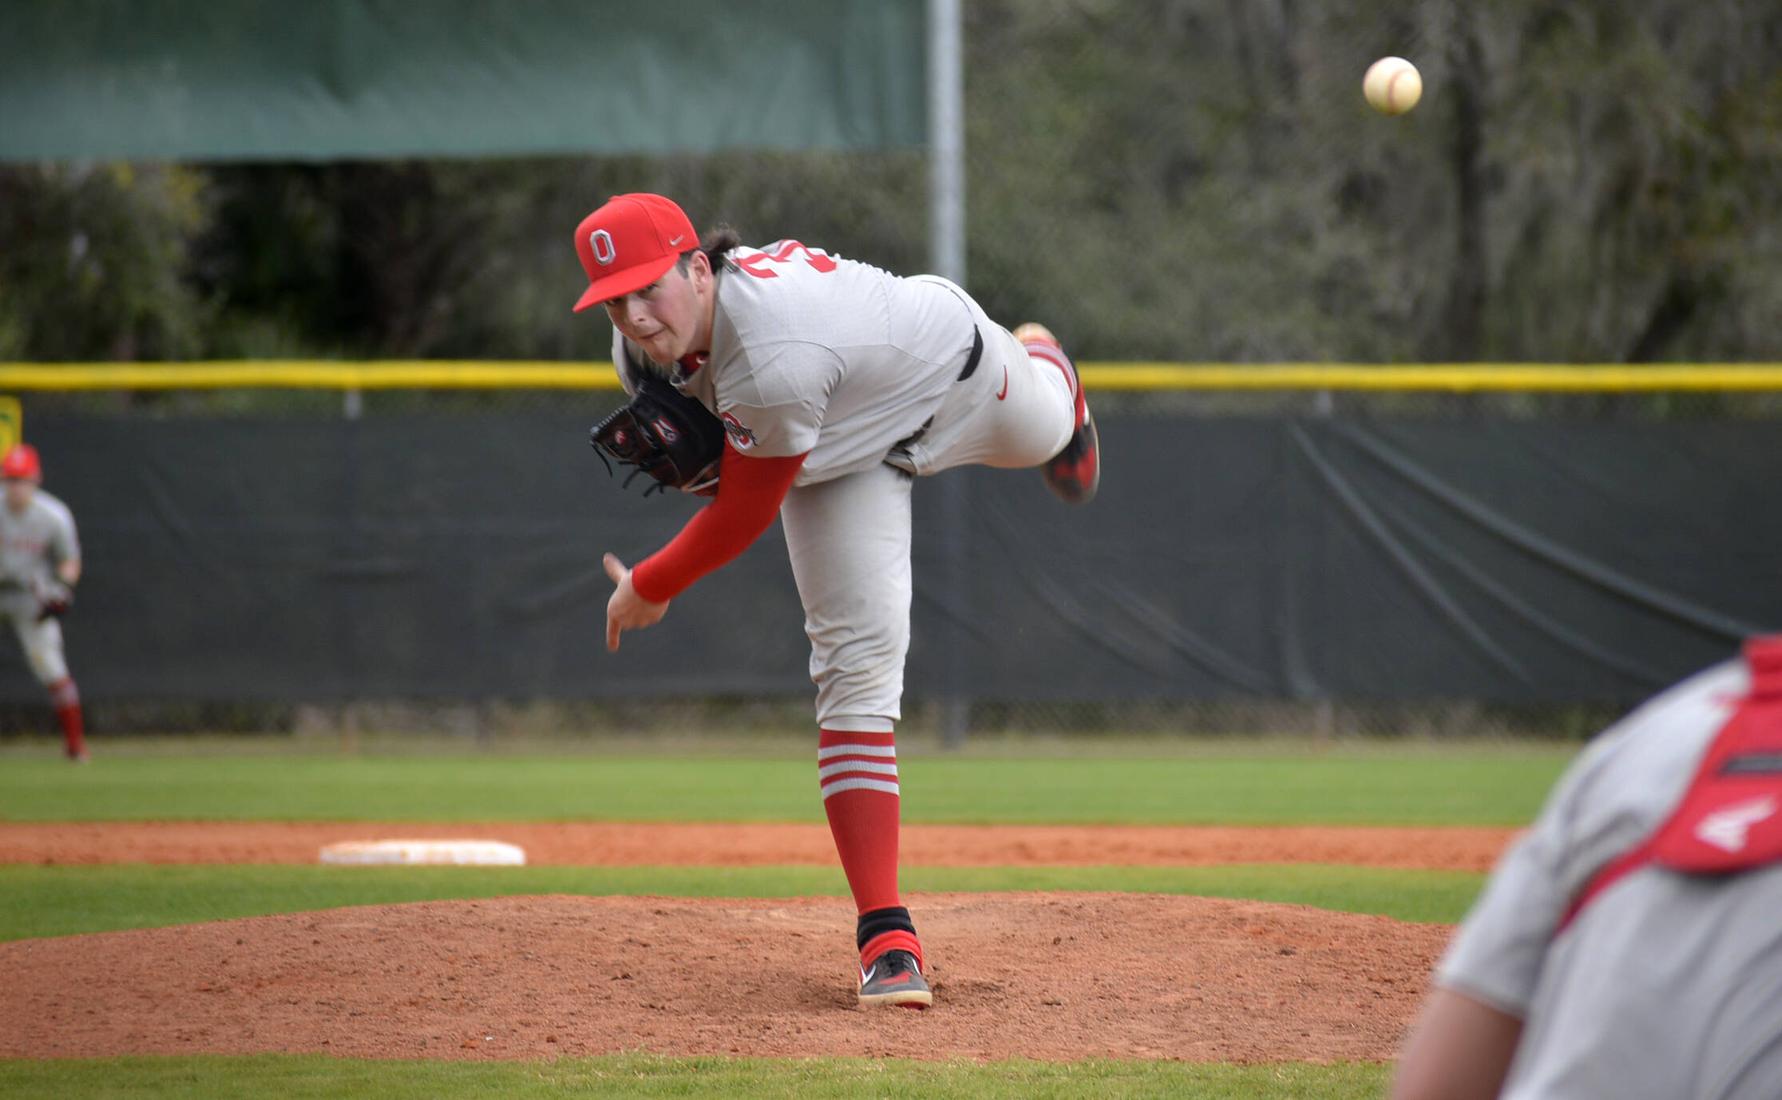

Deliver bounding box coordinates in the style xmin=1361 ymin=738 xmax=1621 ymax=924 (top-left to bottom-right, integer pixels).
xmin=0 ymin=893 xmax=1446 ymax=1063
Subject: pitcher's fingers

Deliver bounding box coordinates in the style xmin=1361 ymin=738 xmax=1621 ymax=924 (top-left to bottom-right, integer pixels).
xmin=606 ymin=613 xmax=622 ymax=652
xmin=603 ymin=553 xmax=627 ymax=584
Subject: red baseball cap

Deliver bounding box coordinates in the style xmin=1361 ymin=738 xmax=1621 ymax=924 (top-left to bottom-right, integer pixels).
xmin=1 ymin=443 xmax=40 ymax=481
xmin=572 ymin=193 xmax=700 ymax=313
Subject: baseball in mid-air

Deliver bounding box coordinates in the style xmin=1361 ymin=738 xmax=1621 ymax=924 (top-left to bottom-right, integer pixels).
xmin=1363 ymin=56 xmax=1422 ymax=116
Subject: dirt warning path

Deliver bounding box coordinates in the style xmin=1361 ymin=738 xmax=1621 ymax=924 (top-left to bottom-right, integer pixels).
xmin=0 ymin=893 xmax=1448 ymax=1063
xmin=0 ymin=821 xmax=1517 ymax=870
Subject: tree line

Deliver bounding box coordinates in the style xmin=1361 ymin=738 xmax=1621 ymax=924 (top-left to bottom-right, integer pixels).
xmin=1 ymin=0 xmax=1776 ymax=365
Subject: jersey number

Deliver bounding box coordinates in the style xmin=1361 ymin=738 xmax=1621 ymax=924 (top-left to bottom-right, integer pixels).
xmin=734 ymin=240 xmax=837 ymax=279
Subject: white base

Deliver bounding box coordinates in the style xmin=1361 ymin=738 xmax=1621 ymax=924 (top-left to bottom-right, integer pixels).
xmin=319 ymin=839 xmax=526 ymax=866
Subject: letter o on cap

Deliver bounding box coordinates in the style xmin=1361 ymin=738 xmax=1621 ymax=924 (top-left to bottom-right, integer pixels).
xmin=590 ymin=229 xmax=616 ymax=266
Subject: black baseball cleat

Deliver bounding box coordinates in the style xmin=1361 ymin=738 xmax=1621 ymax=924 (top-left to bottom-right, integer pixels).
xmin=1017 ymin=323 xmax=1100 ymax=505
xmin=858 ymin=949 xmax=932 ymax=1009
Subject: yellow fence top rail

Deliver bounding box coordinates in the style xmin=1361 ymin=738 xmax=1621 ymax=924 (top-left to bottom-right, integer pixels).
xmin=0 ymin=361 xmax=623 ymax=390
xmin=2 ymin=360 xmax=1782 ymax=392
xmin=1085 ymin=363 xmax=1782 ymax=392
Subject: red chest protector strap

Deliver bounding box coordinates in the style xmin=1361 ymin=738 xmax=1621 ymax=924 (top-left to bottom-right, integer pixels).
xmin=1556 ymin=637 xmax=1782 ymax=935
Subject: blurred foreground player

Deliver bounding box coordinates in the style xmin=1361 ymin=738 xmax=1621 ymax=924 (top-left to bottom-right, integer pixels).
xmin=1394 ymin=636 xmax=1782 ymax=1099
xmin=0 ymin=444 xmax=86 ymax=761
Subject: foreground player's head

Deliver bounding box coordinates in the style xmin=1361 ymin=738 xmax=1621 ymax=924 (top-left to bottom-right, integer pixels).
xmin=1 ymin=444 xmax=41 ymax=511
xmin=572 ymin=193 xmax=720 ymax=365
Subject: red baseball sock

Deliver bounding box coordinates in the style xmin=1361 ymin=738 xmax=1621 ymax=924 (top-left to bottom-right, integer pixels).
xmin=50 ymin=677 xmax=86 ymax=759
xmin=818 ymin=728 xmax=922 ymax=967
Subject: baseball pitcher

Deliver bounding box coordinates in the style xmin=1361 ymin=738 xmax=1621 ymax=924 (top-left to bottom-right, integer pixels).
xmin=577 ymin=193 xmax=1099 ymax=1008
xmin=0 ymin=444 xmax=86 ymax=761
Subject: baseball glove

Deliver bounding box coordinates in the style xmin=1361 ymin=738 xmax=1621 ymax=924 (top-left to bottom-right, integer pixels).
xmin=589 ymin=373 xmax=725 ymax=496
xmin=35 ymin=580 xmax=72 ymax=621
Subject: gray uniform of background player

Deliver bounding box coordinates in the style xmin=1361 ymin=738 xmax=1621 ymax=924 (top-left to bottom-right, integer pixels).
xmin=1437 ymin=657 xmax=1782 ymax=1098
xmin=615 ymin=240 xmax=1075 ymax=731
xmin=0 ymin=490 xmax=80 ymax=684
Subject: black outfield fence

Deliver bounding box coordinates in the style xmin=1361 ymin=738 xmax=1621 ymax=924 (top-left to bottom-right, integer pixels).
xmin=4 ymin=373 xmax=1777 ymax=728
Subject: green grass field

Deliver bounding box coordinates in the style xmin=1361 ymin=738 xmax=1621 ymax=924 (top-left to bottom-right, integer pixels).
xmin=0 ymin=737 xmax=1572 ymax=1097
xmin=0 ymin=740 xmax=1571 ymax=824
xmin=0 ymin=862 xmax=1486 ymax=941
xmin=0 ymin=1053 xmax=1392 ymax=1099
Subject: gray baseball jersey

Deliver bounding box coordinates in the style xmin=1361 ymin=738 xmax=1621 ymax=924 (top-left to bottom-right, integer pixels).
xmin=0 ymin=491 xmax=78 ymax=592
xmin=1438 ymin=657 xmax=1782 ymax=1099
xmin=0 ymin=491 xmax=79 ymax=684
xmin=614 ymin=241 xmax=1068 ymax=485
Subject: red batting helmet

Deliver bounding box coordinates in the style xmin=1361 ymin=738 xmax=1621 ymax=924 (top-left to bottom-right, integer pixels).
xmin=1 ymin=444 xmax=42 ymax=481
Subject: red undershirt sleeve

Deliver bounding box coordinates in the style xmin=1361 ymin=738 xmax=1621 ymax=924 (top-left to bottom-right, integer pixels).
xmin=628 ymin=444 xmax=809 ymax=603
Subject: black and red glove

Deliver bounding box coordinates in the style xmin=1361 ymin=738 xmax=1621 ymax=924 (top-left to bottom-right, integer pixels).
xmin=589 ymin=373 xmax=726 ymax=497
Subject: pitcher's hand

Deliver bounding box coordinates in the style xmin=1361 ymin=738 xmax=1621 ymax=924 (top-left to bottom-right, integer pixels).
xmin=603 ymin=553 xmax=669 ymax=651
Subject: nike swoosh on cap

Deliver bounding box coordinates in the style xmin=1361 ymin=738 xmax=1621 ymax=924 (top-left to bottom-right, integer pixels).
xmin=669 ymin=235 xmax=687 ymax=247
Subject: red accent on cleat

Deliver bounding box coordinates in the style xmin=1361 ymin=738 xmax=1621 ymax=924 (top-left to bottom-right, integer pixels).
xmin=858 ymin=948 xmax=933 ymax=1008
xmin=1042 ymin=416 xmax=1100 ymax=505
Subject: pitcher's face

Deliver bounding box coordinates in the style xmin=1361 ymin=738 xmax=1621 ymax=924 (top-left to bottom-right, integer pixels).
xmin=604 ymin=253 xmax=711 ymax=364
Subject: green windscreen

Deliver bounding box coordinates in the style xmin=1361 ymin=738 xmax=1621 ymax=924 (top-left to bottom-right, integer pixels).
xmin=0 ymin=0 xmax=926 ymax=161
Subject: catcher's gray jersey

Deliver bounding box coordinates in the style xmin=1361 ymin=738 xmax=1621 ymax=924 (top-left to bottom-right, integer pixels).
xmin=1439 ymin=657 xmax=1782 ymax=1099
xmin=0 ymin=491 xmax=78 ymax=591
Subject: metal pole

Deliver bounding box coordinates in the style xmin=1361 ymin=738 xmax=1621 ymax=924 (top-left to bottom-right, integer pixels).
xmin=1312 ymin=390 xmax=1332 ymax=743
xmin=928 ymin=0 xmax=965 ymax=284
xmin=928 ymin=0 xmax=970 ymax=747
xmin=937 ymin=474 xmax=971 ymax=749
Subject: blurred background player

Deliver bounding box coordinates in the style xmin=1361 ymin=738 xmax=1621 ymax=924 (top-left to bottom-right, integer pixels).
xmin=0 ymin=443 xmax=86 ymax=762
xmin=580 ymin=192 xmax=1099 ymax=1008
xmin=1393 ymin=635 xmax=1782 ymax=1100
